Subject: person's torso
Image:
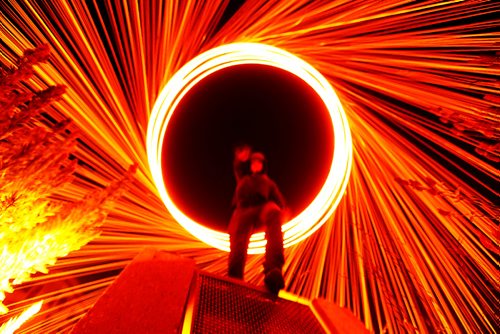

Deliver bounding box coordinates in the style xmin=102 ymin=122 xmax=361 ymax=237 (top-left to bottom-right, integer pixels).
xmin=235 ymin=174 xmax=274 ymax=207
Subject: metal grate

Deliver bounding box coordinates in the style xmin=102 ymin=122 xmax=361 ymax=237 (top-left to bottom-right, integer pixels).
xmin=192 ymin=273 xmax=325 ymax=334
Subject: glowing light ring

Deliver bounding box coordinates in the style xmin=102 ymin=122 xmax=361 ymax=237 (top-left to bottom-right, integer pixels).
xmin=147 ymin=43 xmax=352 ymax=254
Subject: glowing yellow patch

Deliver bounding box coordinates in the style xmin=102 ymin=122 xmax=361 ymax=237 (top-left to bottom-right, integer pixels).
xmin=0 ymin=301 xmax=43 ymax=333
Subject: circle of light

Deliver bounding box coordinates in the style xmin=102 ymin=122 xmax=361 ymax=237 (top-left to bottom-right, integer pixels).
xmin=147 ymin=43 xmax=352 ymax=254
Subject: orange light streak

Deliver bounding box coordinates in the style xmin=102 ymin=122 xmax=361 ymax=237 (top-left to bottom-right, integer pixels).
xmin=0 ymin=1 xmax=498 ymax=333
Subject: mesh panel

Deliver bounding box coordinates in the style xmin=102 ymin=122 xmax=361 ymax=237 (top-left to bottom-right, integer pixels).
xmin=192 ymin=274 xmax=325 ymax=334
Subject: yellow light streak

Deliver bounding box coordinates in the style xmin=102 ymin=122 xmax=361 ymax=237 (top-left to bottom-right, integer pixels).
xmin=0 ymin=1 xmax=498 ymax=333
xmin=0 ymin=301 xmax=42 ymax=334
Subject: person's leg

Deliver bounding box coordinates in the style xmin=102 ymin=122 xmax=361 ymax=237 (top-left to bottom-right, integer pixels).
xmin=228 ymin=207 xmax=258 ymax=279
xmin=261 ymin=202 xmax=285 ymax=273
xmin=260 ymin=202 xmax=285 ymax=294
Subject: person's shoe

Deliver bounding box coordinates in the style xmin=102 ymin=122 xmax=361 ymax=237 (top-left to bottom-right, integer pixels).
xmin=264 ymin=268 xmax=284 ymax=295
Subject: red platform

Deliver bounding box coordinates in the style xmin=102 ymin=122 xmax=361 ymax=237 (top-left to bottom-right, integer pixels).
xmin=71 ymin=248 xmax=369 ymax=334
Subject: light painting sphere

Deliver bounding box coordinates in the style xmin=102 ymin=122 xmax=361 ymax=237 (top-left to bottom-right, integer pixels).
xmin=147 ymin=43 xmax=352 ymax=254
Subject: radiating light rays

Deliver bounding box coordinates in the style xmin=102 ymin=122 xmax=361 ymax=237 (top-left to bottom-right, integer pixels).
xmin=342 ymin=113 xmax=498 ymax=332
xmin=2 ymin=0 xmax=230 ymax=184
xmin=0 ymin=301 xmax=42 ymax=334
xmin=0 ymin=0 xmax=499 ymax=333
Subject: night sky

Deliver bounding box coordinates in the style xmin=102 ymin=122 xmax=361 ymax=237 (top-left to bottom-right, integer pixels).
xmin=162 ymin=64 xmax=334 ymax=232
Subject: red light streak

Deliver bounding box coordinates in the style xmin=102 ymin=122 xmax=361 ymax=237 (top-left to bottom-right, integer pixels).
xmin=0 ymin=1 xmax=498 ymax=333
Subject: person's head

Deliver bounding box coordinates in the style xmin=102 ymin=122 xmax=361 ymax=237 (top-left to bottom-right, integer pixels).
xmin=234 ymin=144 xmax=251 ymax=161
xmin=250 ymin=152 xmax=266 ymax=174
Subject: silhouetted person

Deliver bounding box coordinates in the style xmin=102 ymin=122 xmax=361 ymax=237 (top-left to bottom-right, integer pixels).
xmin=228 ymin=151 xmax=286 ymax=294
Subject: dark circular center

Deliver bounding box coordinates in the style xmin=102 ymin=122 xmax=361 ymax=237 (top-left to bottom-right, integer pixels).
xmin=162 ymin=64 xmax=334 ymax=232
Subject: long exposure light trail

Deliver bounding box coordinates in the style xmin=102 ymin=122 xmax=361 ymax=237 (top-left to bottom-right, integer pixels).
xmin=0 ymin=1 xmax=498 ymax=333
xmin=147 ymin=42 xmax=352 ymax=253
xmin=0 ymin=301 xmax=42 ymax=334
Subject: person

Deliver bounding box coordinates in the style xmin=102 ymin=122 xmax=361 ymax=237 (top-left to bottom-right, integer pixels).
xmin=228 ymin=151 xmax=287 ymax=295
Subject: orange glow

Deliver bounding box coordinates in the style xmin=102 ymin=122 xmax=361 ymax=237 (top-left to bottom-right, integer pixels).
xmin=1 ymin=1 xmax=498 ymax=333
xmin=147 ymin=43 xmax=352 ymax=253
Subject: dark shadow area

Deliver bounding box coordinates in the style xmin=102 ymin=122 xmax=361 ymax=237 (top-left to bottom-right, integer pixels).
xmin=212 ymin=0 xmax=246 ymax=34
xmin=162 ymin=64 xmax=334 ymax=232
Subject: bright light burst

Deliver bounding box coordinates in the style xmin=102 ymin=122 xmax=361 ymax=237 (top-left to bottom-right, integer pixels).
xmin=147 ymin=42 xmax=352 ymax=253
xmin=0 ymin=301 xmax=42 ymax=334
xmin=0 ymin=1 xmax=499 ymax=333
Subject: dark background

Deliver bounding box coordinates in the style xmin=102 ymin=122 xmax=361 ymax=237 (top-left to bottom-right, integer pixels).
xmin=162 ymin=64 xmax=334 ymax=232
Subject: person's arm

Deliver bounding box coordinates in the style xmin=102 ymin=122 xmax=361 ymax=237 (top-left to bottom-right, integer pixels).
xmin=233 ymin=145 xmax=251 ymax=181
xmin=269 ymin=179 xmax=286 ymax=209
xmin=270 ymin=179 xmax=292 ymax=222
